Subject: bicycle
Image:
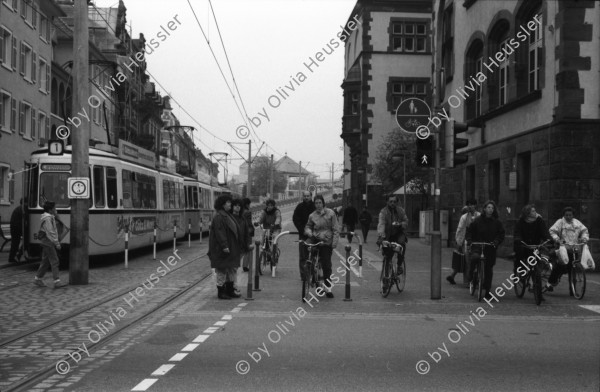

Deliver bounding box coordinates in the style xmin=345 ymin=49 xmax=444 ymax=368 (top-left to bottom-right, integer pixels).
xmin=378 ymin=241 xmax=406 ymax=297
xmin=547 ymin=242 xmax=586 ymax=300
xmin=299 ymin=240 xmax=323 ymax=301
xmin=514 ymin=240 xmax=553 ymax=306
xmin=468 ymin=242 xmax=494 ymax=302
xmin=257 ymin=227 xmax=280 ymax=275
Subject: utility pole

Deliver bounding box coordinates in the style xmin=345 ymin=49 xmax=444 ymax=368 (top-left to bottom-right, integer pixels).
xmin=269 ymin=154 xmax=274 ymax=197
xmin=70 ymin=0 xmax=90 ymax=284
xmin=298 ymin=161 xmax=302 ymax=199
xmin=331 ymin=162 xmax=334 ymax=192
xmin=247 ymin=140 xmax=252 ymax=199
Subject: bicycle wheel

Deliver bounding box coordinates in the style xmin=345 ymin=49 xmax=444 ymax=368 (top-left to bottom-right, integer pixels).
xmin=533 ymin=267 xmax=543 ymax=306
xmin=477 ymin=259 xmax=485 ymax=302
xmin=570 ymin=263 xmax=586 ymax=300
xmin=258 ymin=252 xmax=265 ymax=275
xmin=381 ymin=258 xmax=392 ymax=297
xmin=514 ymin=273 xmax=526 ymax=298
xmin=469 ymin=263 xmax=477 ymax=296
xmin=302 ymin=262 xmax=311 ymax=301
xmin=395 ymin=258 xmax=406 ymax=293
xmin=272 ymin=245 xmax=280 ymax=271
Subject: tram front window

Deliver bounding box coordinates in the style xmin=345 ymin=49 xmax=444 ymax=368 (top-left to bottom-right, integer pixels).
xmin=39 ymin=172 xmax=70 ymax=207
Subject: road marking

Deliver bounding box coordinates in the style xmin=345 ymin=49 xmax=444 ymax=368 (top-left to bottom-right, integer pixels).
xmin=192 ymin=334 xmax=210 ymax=343
xmin=587 ymin=280 xmax=600 ymax=286
xmin=151 ymin=364 xmax=175 ymax=376
xmin=204 ymin=327 xmax=219 ymax=333
xmin=181 ymin=343 xmax=199 ymax=352
xmin=222 ymin=314 xmax=233 ymax=320
xmin=231 ymin=308 xmax=241 ymax=313
xmin=214 ymin=320 xmax=227 ymax=326
xmin=169 ymin=353 xmax=188 ymax=361
xmin=238 ymin=302 xmax=248 ymax=307
xmin=333 ymin=249 xmax=361 ymax=277
xmin=579 ymin=305 xmax=600 ymax=314
xmin=131 ymin=378 xmax=158 ymax=391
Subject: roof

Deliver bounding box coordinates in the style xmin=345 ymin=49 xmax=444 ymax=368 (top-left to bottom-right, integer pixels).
xmin=274 ymin=155 xmax=311 ymax=175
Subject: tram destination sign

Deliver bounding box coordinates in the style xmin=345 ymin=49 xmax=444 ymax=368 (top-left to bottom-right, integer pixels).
xmin=118 ymin=140 xmax=156 ymax=168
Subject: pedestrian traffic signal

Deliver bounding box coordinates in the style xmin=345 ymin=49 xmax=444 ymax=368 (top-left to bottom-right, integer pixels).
xmin=415 ymin=136 xmax=434 ymax=167
xmin=451 ymin=121 xmax=469 ymax=168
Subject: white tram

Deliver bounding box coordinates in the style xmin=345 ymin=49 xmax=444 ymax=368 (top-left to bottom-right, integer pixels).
xmin=24 ymin=142 xmax=233 ymax=258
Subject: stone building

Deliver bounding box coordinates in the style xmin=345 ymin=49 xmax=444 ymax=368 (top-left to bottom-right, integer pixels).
xmin=432 ymin=0 xmax=599 ymax=255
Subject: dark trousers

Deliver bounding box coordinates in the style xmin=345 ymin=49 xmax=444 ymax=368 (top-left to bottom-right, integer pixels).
xmin=468 ymin=248 xmax=496 ymax=292
xmin=9 ymin=228 xmax=21 ymax=262
xmin=383 ymin=245 xmax=405 ymax=271
xmin=361 ymin=224 xmax=369 ymax=243
xmin=345 ymin=224 xmax=356 ymax=243
xmin=319 ymin=245 xmax=333 ymax=286
xmin=548 ymin=250 xmax=574 ymax=285
xmin=298 ymin=238 xmax=308 ymax=279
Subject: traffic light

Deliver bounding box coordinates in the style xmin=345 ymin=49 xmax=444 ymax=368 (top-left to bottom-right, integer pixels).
xmin=415 ymin=135 xmax=434 ymax=167
xmin=451 ymin=121 xmax=469 ymax=167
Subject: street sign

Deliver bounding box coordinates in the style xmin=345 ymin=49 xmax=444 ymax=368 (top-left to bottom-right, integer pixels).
xmin=68 ymin=177 xmax=90 ymax=199
xmin=48 ymin=140 xmax=64 ymax=156
xmin=395 ymin=98 xmax=431 ymax=134
xmin=416 ymin=136 xmax=434 ymax=168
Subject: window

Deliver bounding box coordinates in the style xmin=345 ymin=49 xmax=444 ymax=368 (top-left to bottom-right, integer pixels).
xmin=93 ymin=166 xmax=105 ymax=208
xmin=0 ymin=27 xmax=17 ymax=70
xmin=106 ymin=167 xmax=117 ymax=208
xmin=40 ymin=15 xmax=49 ymax=42
xmin=390 ymin=79 xmax=427 ymax=111
xmin=488 ymin=159 xmax=500 ymax=203
xmin=19 ymin=101 xmax=32 ymax=138
xmin=38 ymin=110 xmax=47 ymax=140
xmin=20 ymin=0 xmax=27 ymax=20
xmin=498 ymin=39 xmax=510 ymax=106
xmin=528 ymin=13 xmax=542 ymax=92
xmin=350 ymin=92 xmax=359 ymax=115
xmin=0 ymin=91 xmax=10 ymax=132
xmin=39 ymin=172 xmax=70 ymax=207
xmin=122 ymin=170 xmax=156 ymax=209
xmin=391 ymin=21 xmax=428 ymax=53
xmin=465 ymin=40 xmax=483 ymax=120
xmin=0 ymin=164 xmax=10 ymax=204
xmin=442 ymin=6 xmax=454 ymax=78
xmin=39 ymin=57 xmax=50 ymax=93
xmin=20 ymin=42 xmax=33 ymax=81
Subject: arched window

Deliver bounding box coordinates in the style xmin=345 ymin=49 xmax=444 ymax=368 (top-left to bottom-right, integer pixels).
xmin=515 ymin=0 xmax=543 ymax=96
xmin=465 ymin=38 xmax=483 ymax=120
xmin=487 ymin=19 xmax=511 ymax=109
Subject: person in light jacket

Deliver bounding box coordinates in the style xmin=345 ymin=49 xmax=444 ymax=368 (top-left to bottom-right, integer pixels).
xmin=33 ymin=201 xmax=66 ymax=289
xmin=447 ymin=199 xmax=480 ymax=285
xmin=208 ymin=195 xmax=243 ymax=300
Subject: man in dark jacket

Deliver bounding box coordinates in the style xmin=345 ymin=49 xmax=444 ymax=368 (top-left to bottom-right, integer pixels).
xmin=9 ymin=199 xmax=23 ymax=263
xmin=343 ymin=204 xmax=359 ymax=243
xmin=292 ymin=191 xmax=315 ymax=279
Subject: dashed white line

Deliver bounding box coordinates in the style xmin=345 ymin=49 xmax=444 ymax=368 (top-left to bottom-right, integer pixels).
xmin=334 ymin=249 xmax=361 ymax=277
xmin=214 ymin=320 xmax=228 ymax=326
xmin=238 ymin=302 xmax=248 ymax=307
xmin=131 ymin=378 xmax=158 ymax=391
xmin=169 ymin=353 xmax=188 ymax=362
xmin=204 ymin=327 xmax=219 ymax=333
xmin=231 ymin=308 xmax=241 ymax=313
xmin=222 ymin=314 xmax=233 ymax=320
xmin=192 ymin=334 xmax=210 ymax=343
xmin=151 ymin=364 xmax=175 ymax=376
xmin=181 ymin=343 xmax=199 ymax=352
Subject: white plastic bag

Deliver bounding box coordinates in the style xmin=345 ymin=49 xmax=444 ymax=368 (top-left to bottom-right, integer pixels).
xmin=556 ymin=245 xmax=569 ymax=265
xmin=580 ymin=244 xmax=595 ymax=270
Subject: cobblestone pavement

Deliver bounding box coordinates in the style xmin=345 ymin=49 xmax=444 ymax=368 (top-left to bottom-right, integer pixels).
xmin=0 ymin=239 xmax=212 ymax=390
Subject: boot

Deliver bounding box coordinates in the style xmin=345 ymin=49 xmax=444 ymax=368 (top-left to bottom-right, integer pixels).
xmin=226 ymin=282 xmax=241 ymax=298
xmin=217 ymin=285 xmax=231 ymax=300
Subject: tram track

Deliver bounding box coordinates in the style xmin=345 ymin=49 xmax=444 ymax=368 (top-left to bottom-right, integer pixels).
xmin=3 ymin=250 xmax=212 ymax=392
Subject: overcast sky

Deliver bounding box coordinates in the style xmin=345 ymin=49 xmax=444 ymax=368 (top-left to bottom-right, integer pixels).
xmin=93 ymin=0 xmax=357 ymax=179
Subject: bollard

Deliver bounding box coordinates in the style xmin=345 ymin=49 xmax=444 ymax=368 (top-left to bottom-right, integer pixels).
xmin=343 ymin=244 xmax=352 ymax=301
xmin=188 ymin=219 xmax=191 ymax=248
xmin=173 ymin=223 xmax=177 ymax=253
xmin=124 ymin=227 xmax=129 ymax=269
xmin=357 ymin=233 xmax=363 ymax=278
xmin=272 ymin=244 xmax=277 ymax=278
xmin=153 ymin=224 xmax=157 ymax=260
xmin=245 ymin=242 xmax=255 ymax=300
xmin=253 ymin=240 xmax=261 ymax=292
xmin=199 ymin=219 xmax=203 ymax=243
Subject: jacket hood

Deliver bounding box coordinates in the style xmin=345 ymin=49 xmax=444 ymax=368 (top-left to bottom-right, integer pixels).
xmin=41 ymin=212 xmax=54 ymax=222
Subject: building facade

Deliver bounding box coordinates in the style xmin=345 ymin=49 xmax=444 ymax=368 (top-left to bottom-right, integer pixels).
xmin=0 ymin=0 xmax=64 ymax=218
xmin=340 ymin=0 xmax=432 ymax=215
xmin=432 ymin=0 xmax=600 ymax=255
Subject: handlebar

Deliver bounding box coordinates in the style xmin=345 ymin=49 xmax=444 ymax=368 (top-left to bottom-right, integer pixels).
xmin=520 ymin=239 xmax=552 ymax=249
xmin=298 ymin=240 xmax=324 ymax=248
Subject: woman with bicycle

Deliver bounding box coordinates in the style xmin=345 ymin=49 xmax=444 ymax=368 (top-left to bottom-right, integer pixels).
xmin=466 ymin=200 xmax=505 ymax=301
xmin=513 ymin=204 xmax=551 ymax=276
xmin=304 ymin=195 xmax=339 ymax=298
xmin=259 ymin=199 xmax=282 ymax=247
xmin=232 ymin=198 xmax=254 ymax=280
xmin=546 ymin=207 xmax=589 ymax=291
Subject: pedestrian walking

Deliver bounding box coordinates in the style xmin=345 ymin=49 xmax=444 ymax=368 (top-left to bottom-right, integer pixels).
xmin=447 ymin=199 xmax=479 ymax=285
xmin=358 ymin=205 xmax=372 ymax=243
xmin=292 ymin=191 xmax=315 ymax=279
xmin=33 ymin=201 xmax=67 ymax=288
xmin=231 ymin=199 xmax=253 ymax=297
xmin=208 ymin=195 xmax=244 ymax=300
xmin=241 ymin=198 xmax=254 ymax=271
xmin=8 ymin=198 xmax=23 ymax=263
xmin=342 ymin=204 xmax=358 ymax=243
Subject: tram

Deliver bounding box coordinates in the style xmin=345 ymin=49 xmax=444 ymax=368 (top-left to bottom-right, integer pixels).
xmin=23 ymin=141 xmax=234 ymax=259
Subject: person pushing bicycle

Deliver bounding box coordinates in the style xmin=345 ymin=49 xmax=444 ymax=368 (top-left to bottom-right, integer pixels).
xmin=258 ymin=199 xmax=282 ymax=251
xmin=376 ymin=195 xmax=409 ymax=274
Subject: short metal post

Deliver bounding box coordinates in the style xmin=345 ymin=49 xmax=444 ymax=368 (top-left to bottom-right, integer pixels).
xmin=245 ymin=242 xmax=255 ymax=300
xmin=173 ymin=223 xmax=177 ymax=253
xmin=124 ymin=227 xmax=129 ymax=269
xmin=199 ymin=218 xmax=203 ymax=243
xmin=344 ymin=244 xmax=352 ymax=301
xmin=153 ymin=224 xmax=157 ymax=260
xmin=188 ymin=219 xmax=191 ymax=248
xmin=253 ymin=240 xmax=261 ymax=291
xmin=357 ymin=233 xmax=363 ymax=278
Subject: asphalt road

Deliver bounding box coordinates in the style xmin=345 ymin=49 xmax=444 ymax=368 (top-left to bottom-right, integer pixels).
xmin=29 ymin=205 xmax=600 ymax=392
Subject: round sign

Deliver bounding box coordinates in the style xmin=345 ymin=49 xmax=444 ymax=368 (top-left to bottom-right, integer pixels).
xmin=307 ymin=185 xmax=317 ymax=193
xmin=71 ymin=180 xmax=87 ymax=196
xmin=395 ymin=98 xmax=431 ymax=134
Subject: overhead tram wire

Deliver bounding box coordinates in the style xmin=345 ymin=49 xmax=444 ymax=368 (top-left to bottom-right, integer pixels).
xmin=186 ymin=0 xmax=260 ymax=147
